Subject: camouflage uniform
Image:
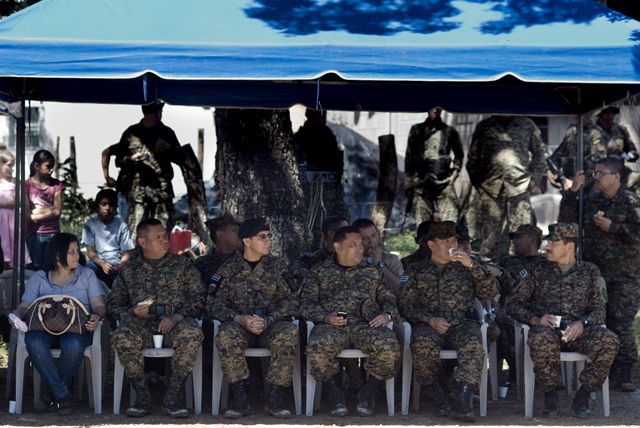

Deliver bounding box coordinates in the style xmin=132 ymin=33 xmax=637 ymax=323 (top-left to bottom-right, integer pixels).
xmin=290 ymin=247 xmax=333 ymax=274
xmin=108 ymin=253 xmax=206 ymax=379
xmin=508 ymin=257 xmax=619 ymax=392
xmin=194 ymin=251 xmax=237 ymax=297
xmin=208 ymin=253 xmax=299 ymax=387
xmin=114 ymin=121 xmax=185 ymax=241
xmin=559 ymin=187 xmax=640 ymax=365
xmin=399 ymin=258 xmax=498 ymax=388
xmin=466 ymin=117 xmax=546 ymax=262
xmin=405 ymin=118 xmax=464 ymax=224
xmin=400 ymin=249 xmax=430 ymax=271
xmin=300 ymin=258 xmax=401 ymax=381
xmin=549 ymin=124 xmax=599 ymax=190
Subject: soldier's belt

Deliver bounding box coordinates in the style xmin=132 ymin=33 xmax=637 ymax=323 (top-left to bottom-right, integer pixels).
xmin=600 ymin=252 xmax=640 ymax=273
xmin=433 ymin=311 xmax=467 ymax=319
xmin=149 ymin=305 xmax=176 ymax=315
xmin=244 ymin=308 xmax=269 ymax=316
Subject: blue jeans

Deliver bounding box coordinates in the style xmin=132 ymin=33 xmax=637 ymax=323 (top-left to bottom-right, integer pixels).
xmin=26 ymin=232 xmax=56 ymax=270
xmin=25 ymin=330 xmax=93 ymax=400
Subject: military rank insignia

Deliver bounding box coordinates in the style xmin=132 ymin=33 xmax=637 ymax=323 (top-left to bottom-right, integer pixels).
xmin=208 ymin=274 xmax=223 ymax=294
xmin=519 ymin=269 xmax=528 ymax=278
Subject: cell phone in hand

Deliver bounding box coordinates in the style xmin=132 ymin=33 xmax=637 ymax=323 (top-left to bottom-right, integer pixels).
xmin=337 ymin=311 xmax=347 ymax=319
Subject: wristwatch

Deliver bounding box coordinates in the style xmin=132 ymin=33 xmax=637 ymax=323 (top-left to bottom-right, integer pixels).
xmin=385 ymin=312 xmax=392 ymax=321
xmin=580 ymin=317 xmax=588 ymax=327
xmin=378 ymin=261 xmax=385 ymax=268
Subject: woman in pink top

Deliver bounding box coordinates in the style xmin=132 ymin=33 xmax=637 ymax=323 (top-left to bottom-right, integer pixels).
xmin=0 ymin=149 xmax=31 ymax=269
xmin=26 ymin=150 xmax=64 ymax=270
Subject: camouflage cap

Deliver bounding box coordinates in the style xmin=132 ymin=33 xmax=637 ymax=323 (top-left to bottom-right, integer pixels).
xmin=239 ymin=217 xmax=270 ymax=239
xmin=205 ymin=214 xmax=239 ymax=236
xmin=456 ymin=224 xmax=473 ymax=243
xmin=593 ymin=105 xmax=620 ymax=116
xmin=508 ymin=224 xmax=543 ymax=240
xmin=543 ymin=223 xmax=579 ymax=241
xmin=141 ymin=100 xmax=165 ymax=113
xmin=416 ymin=221 xmax=432 ymax=237
xmin=428 ymin=221 xmax=459 ymax=240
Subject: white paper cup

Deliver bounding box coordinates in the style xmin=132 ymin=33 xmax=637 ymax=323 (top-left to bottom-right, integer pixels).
xmin=153 ymin=334 xmax=164 ymax=349
xmin=8 ymin=400 xmax=16 ymax=413
xmin=499 ymin=386 xmax=508 ymax=398
xmin=448 ymin=247 xmax=458 ymax=259
xmin=554 ymin=315 xmax=562 ymax=328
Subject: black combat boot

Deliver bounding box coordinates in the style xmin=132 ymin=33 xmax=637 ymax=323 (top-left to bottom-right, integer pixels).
xmin=428 ymin=380 xmax=451 ymax=417
xmin=162 ymin=373 xmax=188 ymax=418
xmin=126 ymin=377 xmax=152 ymax=417
xmin=543 ymin=389 xmax=560 ymax=418
xmin=357 ymin=376 xmax=382 ymax=416
xmin=572 ymin=386 xmax=591 ymax=418
xmin=265 ymin=384 xmax=292 ymax=418
xmin=325 ymin=377 xmax=348 ymax=416
xmin=451 ymin=381 xmax=475 ymax=422
xmin=608 ymin=362 xmax=621 ymax=389
xmin=619 ymin=363 xmax=637 ymax=392
xmin=225 ymin=380 xmax=250 ymax=419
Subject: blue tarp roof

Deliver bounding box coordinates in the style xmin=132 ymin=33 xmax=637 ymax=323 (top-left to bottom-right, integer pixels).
xmin=1 ymin=0 xmax=640 ymax=114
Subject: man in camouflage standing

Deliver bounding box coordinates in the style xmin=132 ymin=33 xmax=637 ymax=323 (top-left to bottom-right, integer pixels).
xmin=559 ymin=157 xmax=640 ymax=391
xmin=108 ymin=218 xmax=206 ymax=418
xmin=301 ymin=226 xmax=400 ymax=417
xmin=114 ymin=101 xmax=186 ymax=241
xmin=405 ymin=107 xmax=464 ymax=224
xmin=400 ymin=221 xmax=432 ymax=271
xmin=508 ymin=223 xmax=619 ymax=418
xmin=399 ymin=221 xmax=497 ymax=421
xmin=208 ymin=218 xmax=299 ymax=419
xmin=466 ymin=115 xmax=546 ymax=262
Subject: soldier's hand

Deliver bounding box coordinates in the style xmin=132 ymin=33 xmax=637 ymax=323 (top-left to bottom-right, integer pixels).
xmin=234 ymin=314 xmax=266 ymax=334
xmin=531 ymin=314 xmax=557 ymax=328
xmin=369 ymin=246 xmax=383 ymax=264
xmin=547 ymin=171 xmax=562 ymax=189
xmin=324 ymin=312 xmax=347 ymax=327
xmin=428 ymin=317 xmax=451 ymax=335
xmin=130 ymin=303 xmax=150 ymax=317
xmin=105 ymin=176 xmax=116 ymax=187
xmin=563 ymin=321 xmax=584 ymax=342
xmin=570 ymin=171 xmax=585 ymax=192
xmin=450 ymin=249 xmax=473 ymax=268
xmin=594 ymin=215 xmax=612 ymax=232
xmin=369 ymin=314 xmax=390 ymax=328
xmin=158 ymin=315 xmax=180 ymax=334
xmin=129 ymin=153 xmax=145 ymax=163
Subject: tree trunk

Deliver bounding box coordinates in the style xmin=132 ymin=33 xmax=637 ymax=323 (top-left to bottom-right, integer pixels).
xmin=371 ymin=134 xmax=397 ymax=238
xmin=180 ymin=143 xmax=208 ymax=242
xmin=214 ymin=108 xmax=307 ymax=263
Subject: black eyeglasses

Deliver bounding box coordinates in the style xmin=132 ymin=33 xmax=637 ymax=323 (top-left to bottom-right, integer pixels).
xmin=592 ymin=171 xmax=615 ymax=177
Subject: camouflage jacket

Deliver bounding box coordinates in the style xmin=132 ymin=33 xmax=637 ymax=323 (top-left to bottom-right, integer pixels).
xmin=559 ymin=187 xmax=640 ymax=268
xmin=404 ymin=119 xmax=464 ymax=189
xmin=549 ymin=124 xmax=597 ymax=187
xmin=300 ymin=258 xmax=400 ymax=324
xmin=107 ymin=252 xmax=206 ymax=322
xmin=289 ymin=247 xmax=334 ymax=273
xmin=194 ymin=250 xmax=237 ymax=295
xmin=400 ymin=249 xmax=430 ymax=271
xmin=507 ymin=259 xmax=605 ymax=328
xmin=466 ymin=116 xmax=546 ymax=198
xmin=399 ymin=259 xmax=497 ymax=325
xmin=588 ymin=122 xmax=637 ymax=159
xmin=495 ymin=254 xmax=546 ymax=297
xmin=207 ymin=253 xmax=299 ymax=323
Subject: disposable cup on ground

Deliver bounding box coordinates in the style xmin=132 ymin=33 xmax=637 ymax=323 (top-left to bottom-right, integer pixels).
xmin=8 ymin=400 xmax=16 ymax=414
xmin=499 ymin=386 xmax=508 ymax=398
xmin=153 ymin=334 xmax=164 ymax=349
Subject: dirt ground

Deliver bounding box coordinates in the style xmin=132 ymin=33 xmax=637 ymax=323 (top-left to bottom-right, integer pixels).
xmin=1 ymin=367 xmax=639 ymax=428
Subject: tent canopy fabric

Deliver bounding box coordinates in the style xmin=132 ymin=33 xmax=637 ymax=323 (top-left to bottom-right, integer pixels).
xmin=1 ymin=0 xmax=640 ymax=114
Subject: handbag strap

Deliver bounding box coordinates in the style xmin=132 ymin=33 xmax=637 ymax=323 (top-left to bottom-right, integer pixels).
xmin=37 ymin=300 xmax=77 ymax=335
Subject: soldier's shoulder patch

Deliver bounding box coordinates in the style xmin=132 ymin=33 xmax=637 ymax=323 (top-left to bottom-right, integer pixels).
xmin=401 ymin=275 xmax=409 ymax=282
xmin=519 ymin=269 xmax=528 ymax=278
xmin=304 ymin=252 xmax=313 ymax=257
xmin=208 ymin=274 xmax=224 ymax=294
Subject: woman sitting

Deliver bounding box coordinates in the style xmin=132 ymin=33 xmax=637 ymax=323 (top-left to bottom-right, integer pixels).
xmin=11 ymin=233 xmax=105 ymax=415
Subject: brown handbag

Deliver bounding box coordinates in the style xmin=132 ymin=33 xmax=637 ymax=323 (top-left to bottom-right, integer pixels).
xmin=24 ymin=295 xmax=90 ymax=335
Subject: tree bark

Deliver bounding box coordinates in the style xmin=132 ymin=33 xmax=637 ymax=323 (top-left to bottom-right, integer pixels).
xmin=180 ymin=143 xmax=208 ymax=243
xmin=371 ymin=134 xmax=397 ymax=238
xmin=214 ymin=108 xmax=307 ymax=263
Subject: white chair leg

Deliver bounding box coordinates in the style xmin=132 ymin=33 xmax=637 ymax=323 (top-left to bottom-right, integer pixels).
xmin=385 ymin=377 xmax=395 ymax=416
xmin=602 ymin=376 xmax=610 ymax=417
xmin=489 ymin=341 xmax=498 ymax=401
xmin=91 ymin=347 xmax=102 ymax=414
xmin=523 ymin=326 xmax=534 ymax=418
xmin=515 ymin=325 xmax=524 ymax=400
xmin=566 ymin=361 xmax=574 ymax=395
xmin=193 ymin=345 xmax=203 ymax=414
xmin=211 ymin=342 xmax=223 ymax=415
xmin=480 ymin=354 xmax=488 ymax=417
xmin=113 ymin=351 xmax=124 ymax=414
xmin=401 ymin=345 xmax=412 ymax=415
xmin=305 ymin=355 xmax=316 ymax=416
xmin=15 ymin=341 xmax=29 ymax=415
xmin=293 ymin=344 xmax=302 ymax=415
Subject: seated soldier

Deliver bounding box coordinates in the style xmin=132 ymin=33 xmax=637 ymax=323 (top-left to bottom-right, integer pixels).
xmin=208 ymin=217 xmax=299 ymax=419
xmin=353 ymin=218 xmax=404 ymax=295
xmin=301 ymin=226 xmax=400 ymax=417
xmin=82 ymin=189 xmax=135 ymax=286
xmin=508 ymin=223 xmax=619 ymax=418
xmin=399 ymin=221 xmax=497 ymax=421
xmin=400 ymin=221 xmax=432 ymax=271
xmin=108 ymin=218 xmax=205 ymax=418
xmin=290 ymin=215 xmax=348 ymax=280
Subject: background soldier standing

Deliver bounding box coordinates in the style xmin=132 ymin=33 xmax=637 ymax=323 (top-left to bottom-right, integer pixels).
xmin=559 ymin=157 xmax=640 ymax=392
xmin=108 ymin=218 xmax=205 ymax=418
xmin=301 ymin=226 xmax=400 ymax=417
xmin=405 ymin=107 xmax=464 ymax=224
xmin=466 ymin=115 xmax=546 ymax=262
xmin=400 ymin=221 xmax=432 ymax=271
xmin=208 ymin=218 xmax=299 ymax=419
xmin=508 ymin=223 xmax=619 ymax=418
xmin=399 ymin=221 xmax=497 ymax=422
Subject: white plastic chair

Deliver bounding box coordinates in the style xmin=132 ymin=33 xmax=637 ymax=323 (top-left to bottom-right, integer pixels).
xmin=400 ymin=299 xmax=495 ymax=416
xmin=305 ymin=320 xmax=395 ymax=416
xmin=113 ymin=329 xmax=203 ymax=414
xmin=516 ymin=323 xmax=610 ymax=418
xmin=14 ymin=320 xmax=103 ymax=414
xmin=211 ymin=319 xmax=302 ymax=416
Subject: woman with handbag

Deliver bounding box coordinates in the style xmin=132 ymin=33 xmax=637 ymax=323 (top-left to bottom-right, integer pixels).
xmin=10 ymin=233 xmax=106 ymax=415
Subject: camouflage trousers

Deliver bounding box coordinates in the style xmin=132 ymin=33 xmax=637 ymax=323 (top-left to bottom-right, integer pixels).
xmin=527 ymin=325 xmax=619 ymax=392
xmin=602 ymin=267 xmax=640 ymax=364
xmin=112 ymin=315 xmax=203 ymax=380
xmin=410 ymin=320 xmax=484 ymax=389
xmin=414 ymin=180 xmax=460 ymax=225
xmin=495 ymin=308 xmax=516 ymax=370
xmin=214 ymin=321 xmax=299 ymax=387
xmin=307 ymin=322 xmax=400 ymax=382
xmin=126 ymin=190 xmax=175 ymax=242
xmin=472 ymin=188 xmax=535 ymax=262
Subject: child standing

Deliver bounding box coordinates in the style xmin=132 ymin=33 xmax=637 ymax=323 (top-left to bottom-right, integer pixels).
xmin=26 ymin=150 xmax=64 ymax=270
xmin=0 ymin=150 xmax=32 ymax=269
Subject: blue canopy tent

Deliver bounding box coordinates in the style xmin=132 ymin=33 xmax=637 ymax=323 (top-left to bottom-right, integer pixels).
xmin=1 ymin=0 xmax=640 ymax=297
